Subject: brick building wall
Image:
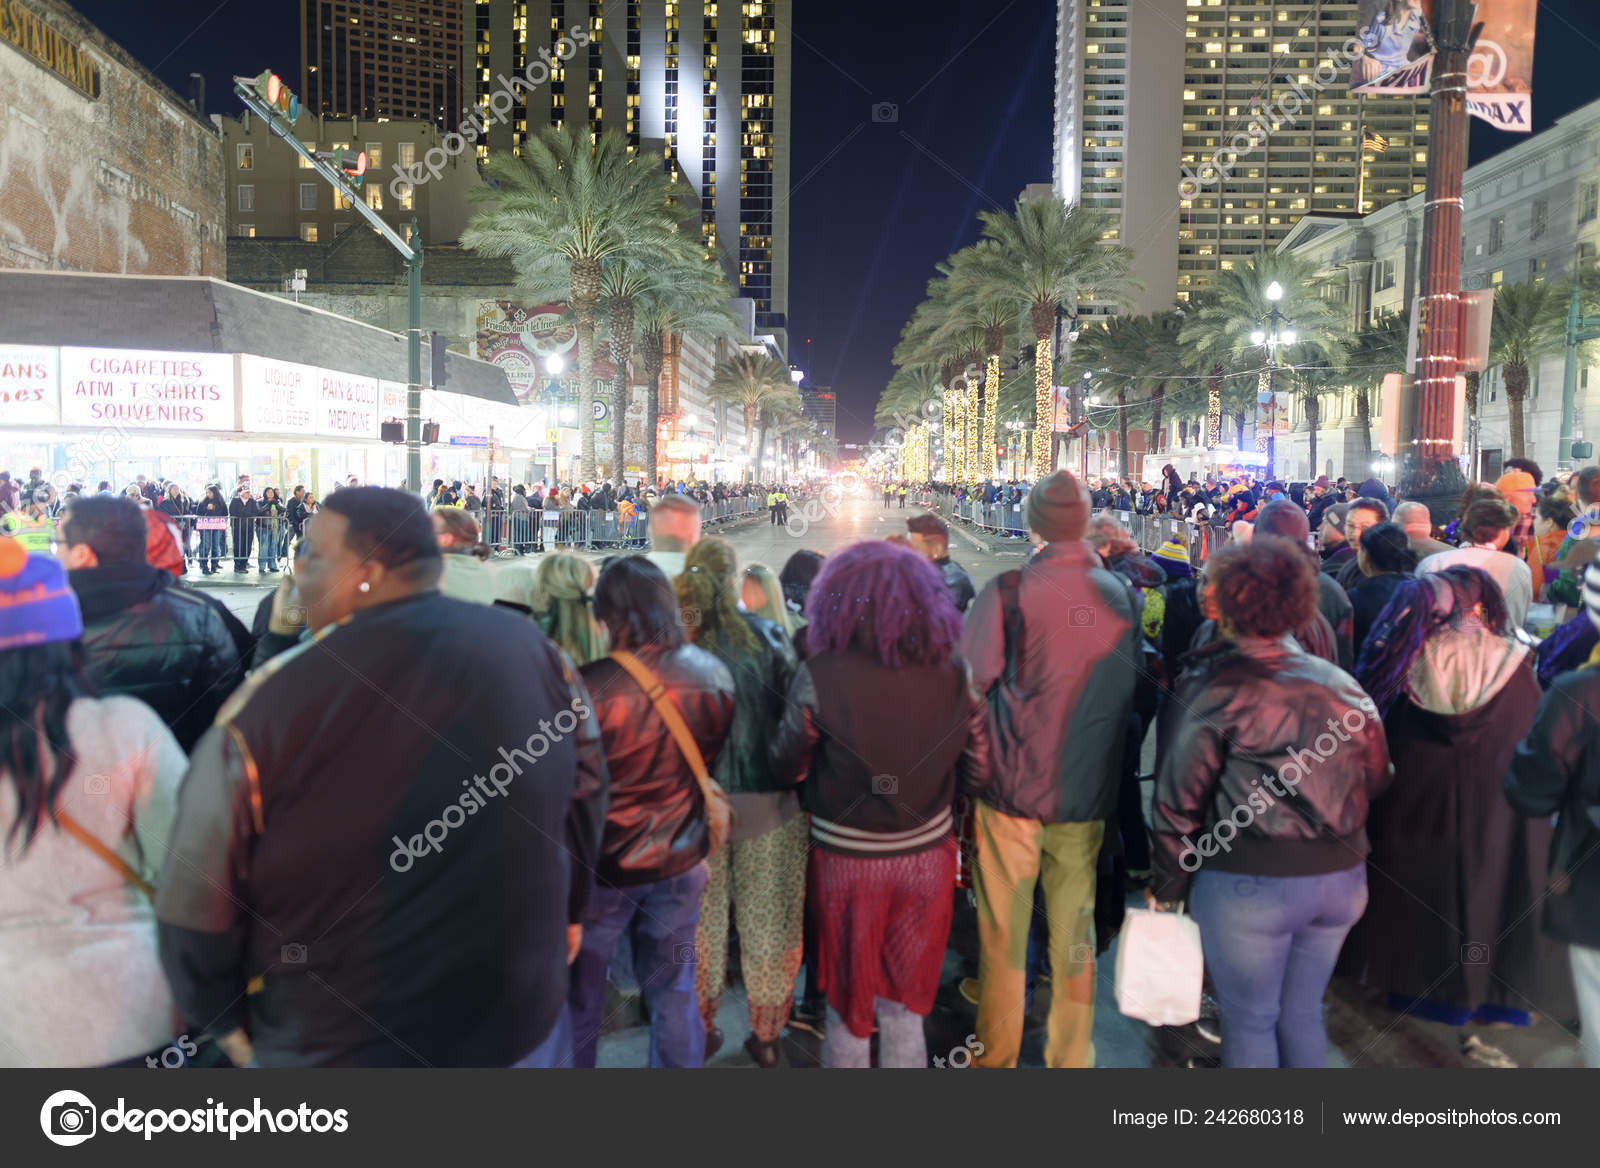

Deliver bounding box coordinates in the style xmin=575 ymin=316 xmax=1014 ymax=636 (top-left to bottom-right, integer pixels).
xmin=0 ymin=0 xmax=225 ymax=275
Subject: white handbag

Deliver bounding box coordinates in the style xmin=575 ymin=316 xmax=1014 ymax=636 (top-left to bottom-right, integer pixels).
xmin=1114 ymin=908 xmax=1204 ymax=1027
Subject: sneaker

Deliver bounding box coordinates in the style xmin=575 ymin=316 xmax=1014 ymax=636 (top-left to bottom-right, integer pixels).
xmin=1460 ymin=1034 xmax=1518 ymax=1068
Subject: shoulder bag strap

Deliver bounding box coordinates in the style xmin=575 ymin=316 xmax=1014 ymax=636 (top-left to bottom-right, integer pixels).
xmin=609 ymin=650 xmax=715 ymax=796
xmin=995 ymin=569 xmax=1024 ymax=688
xmin=53 ymin=808 xmax=154 ymax=900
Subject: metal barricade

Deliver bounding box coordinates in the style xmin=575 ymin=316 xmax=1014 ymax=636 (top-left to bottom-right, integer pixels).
xmin=174 ymin=512 xmax=299 ymax=573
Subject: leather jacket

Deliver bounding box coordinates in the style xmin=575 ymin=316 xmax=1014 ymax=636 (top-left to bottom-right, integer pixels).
xmin=580 ymin=643 xmax=736 ymax=887
xmin=1152 ymin=635 xmax=1393 ymax=902
xmin=701 ymin=614 xmax=797 ymax=795
xmin=769 ymin=650 xmax=991 ymax=857
xmin=70 ymin=563 xmax=245 ymax=751
xmin=936 ymin=555 xmax=977 ymax=614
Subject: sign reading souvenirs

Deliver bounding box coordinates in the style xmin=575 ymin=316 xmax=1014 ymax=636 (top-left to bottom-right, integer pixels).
xmin=59 ymin=348 xmax=235 ymax=431
xmin=0 ymin=1 xmax=102 ymax=100
xmin=0 ymin=344 xmax=57 ymax=426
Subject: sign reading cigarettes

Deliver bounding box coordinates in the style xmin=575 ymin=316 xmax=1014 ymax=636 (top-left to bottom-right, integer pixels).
xmin=317 ymin=371 xmax=380 ymax=440
xmin=239 ymin=355 xmax=318 ymax=435
xmin=0 ymin=344 xmax=59 ymax=425
xmin=59 ymin=347 xmax=235 ymax=430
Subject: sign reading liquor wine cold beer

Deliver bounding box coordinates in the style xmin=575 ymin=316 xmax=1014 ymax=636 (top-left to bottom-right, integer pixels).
xmin=0 ymin=344 xmax=58 ymax=425
xmin=0 ymin=1 xmax=102 ymax=100
xmin=317 ymin=371 xmax=380 ymax=440
xmin=60 ymin=347 xmax=234 ymax=430
xmin=239 ymin=355 xmax=318 ymax=435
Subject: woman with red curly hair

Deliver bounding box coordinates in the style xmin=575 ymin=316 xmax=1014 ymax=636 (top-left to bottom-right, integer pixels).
xmin=769 ymin=540 xmax=991 ymax=1067
xmin=1151 ymin=536 xmax=1392 ymax=1068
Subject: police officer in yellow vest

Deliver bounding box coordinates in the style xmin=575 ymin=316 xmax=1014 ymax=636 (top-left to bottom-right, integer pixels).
xmin=897 ymin=483 xmax=908 ymax=509
xmin=2 ymin=490 xmax=55 ymax=554
xmin=774 ymin=487 xmax=789 ymax=526
xmin=767 ymin=488 xmax=780 ymax=526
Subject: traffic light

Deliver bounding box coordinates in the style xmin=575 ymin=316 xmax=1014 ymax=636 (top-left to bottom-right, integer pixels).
xmin=245 ymin=70 xmax=299 ymax=122
xmin=318 ymin=145 xmax=368 ymax=187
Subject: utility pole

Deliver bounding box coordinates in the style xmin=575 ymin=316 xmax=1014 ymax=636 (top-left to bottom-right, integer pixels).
xmin=1561 ymin=289 xmax=1600 ymax=469
xmin=1400 ymin=0 xmax=1477 ymax=503
xmin=234 ymin=71 xmax=429 ymax=497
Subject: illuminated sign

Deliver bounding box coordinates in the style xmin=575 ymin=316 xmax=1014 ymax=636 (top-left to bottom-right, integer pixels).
xmin=0 ymin=344 xmax=58 ymax=425
xmin=239 ymin=355 xmax=318 ymax=435
xmin=60 ymin=347 xmax=234 ymax=430
xmin=0 ymin=2 xmax=101 ymax=100
xmin=317 ymin=370 xmax=380 ymax=439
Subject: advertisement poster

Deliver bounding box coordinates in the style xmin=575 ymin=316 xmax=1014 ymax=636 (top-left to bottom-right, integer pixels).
xmin=1352 ymin=0 xmax=1536 ymax=132
xmin=476 ymin=300 xmax=579 ymax=404
xmin=59 ymin=347 xmax=235 ymax=431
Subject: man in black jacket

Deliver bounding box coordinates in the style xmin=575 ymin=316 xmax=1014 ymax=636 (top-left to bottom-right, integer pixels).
xmin=60 ymin=495 xmax=244 ymax=751
xmin=156 ymin=487 xmax=609 ymax=1068
xmin=906 ymin=513 xmax=976 ymax=613
xmin=228 ymin=488 xmax=257 ymax=571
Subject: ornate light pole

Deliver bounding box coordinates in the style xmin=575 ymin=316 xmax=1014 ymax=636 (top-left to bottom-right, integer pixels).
xmin=1250 ymin=281 xmax=1296 ymax=480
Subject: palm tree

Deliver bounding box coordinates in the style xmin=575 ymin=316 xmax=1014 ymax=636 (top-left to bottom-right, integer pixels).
xmin=1345 ymin=311 xmax=1408 ymax=464
xmin=635 ymin=256 xmax=741 ymax=488
xmin=964 ymin=195 xmax=1138 ymax=474
xmin=945 ymin=244 xmax=1022 ymax=484
xmin=463 ymin=124 xmax=680 ymax=481
xmin=1178 ymin=253 xmax=1345 ymax=475
xmin=755 ymin=390 xmax=803 ymax=481
xmin=707 ymin=351 xmax=793 ymax=476
xmin=1490 ymin=280 xmax=1568 ymax=459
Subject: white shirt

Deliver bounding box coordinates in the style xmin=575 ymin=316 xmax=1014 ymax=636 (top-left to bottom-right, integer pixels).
xmin=1417 ymin=544 xmax=1534 ymax=631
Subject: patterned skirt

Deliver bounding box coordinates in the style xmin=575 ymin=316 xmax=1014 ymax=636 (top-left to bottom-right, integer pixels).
xmin=809 ymin=835 xmax=957 ymax=1039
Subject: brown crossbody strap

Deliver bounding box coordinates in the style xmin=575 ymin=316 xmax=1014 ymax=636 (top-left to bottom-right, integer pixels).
xmin=54 ymin=807 xmax=155 ymax=900
xmin=609 ymin=649 xmax=714 ymax=794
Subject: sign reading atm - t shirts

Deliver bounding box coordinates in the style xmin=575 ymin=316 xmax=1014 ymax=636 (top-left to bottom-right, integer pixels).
xmin=60 ymin=347 xmax=234 ymax=430
xmin=317 ymin=370 xmax=380 ymax=439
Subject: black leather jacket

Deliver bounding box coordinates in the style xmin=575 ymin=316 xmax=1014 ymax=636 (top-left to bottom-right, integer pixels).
xmin=70 ymin=562 xmax=245 ymax=751
xmin=1506 ymin=666 xmax=1600 ymax=948
xmin=580 ymin=643 xmax=736 ymax=887
xmin=1152 ymin=636 xmax=1393 ymax=902
xmin=936 ymin=556 xmax=977 ymax=614
xmin=701 ymin=614 xmax=797 ymax=795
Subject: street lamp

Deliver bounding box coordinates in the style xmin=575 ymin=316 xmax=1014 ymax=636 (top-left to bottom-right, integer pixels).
xmin=1253 ymin=285 xmax=1295 ymax=476
xmin=546 ymin=353 xmax=565 ymax=375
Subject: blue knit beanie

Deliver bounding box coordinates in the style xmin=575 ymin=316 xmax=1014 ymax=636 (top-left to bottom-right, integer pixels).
xmin=0 ymin=537 xmax=83 ymax=650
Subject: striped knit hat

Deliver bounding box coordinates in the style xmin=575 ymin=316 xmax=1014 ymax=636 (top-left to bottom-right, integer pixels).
xmin=1583 ymin=559 xmax=1600 ymax=635
xmin=1152 ymin=538 xmax=1193 ymax=578
xmin=0 ymin=536 xmax=83 ymax=651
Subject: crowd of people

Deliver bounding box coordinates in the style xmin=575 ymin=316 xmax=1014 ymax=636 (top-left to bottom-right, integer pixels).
xmin=2 ymin=453 xmax=1599 ymax=1072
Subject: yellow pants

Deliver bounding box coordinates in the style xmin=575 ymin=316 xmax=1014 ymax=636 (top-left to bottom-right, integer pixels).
xmin=972 ymin=803 xmax=1103 ymax=1068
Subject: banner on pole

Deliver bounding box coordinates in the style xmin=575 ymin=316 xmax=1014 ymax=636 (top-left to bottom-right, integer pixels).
xmin=1351 ymin=1 xmax=1536 ymax=133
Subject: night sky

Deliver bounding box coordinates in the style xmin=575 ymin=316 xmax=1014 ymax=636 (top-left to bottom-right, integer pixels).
xmin=68 ymin=0 xmax=1600 ymax=443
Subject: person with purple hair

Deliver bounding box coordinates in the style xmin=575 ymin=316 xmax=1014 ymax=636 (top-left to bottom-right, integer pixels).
xmin=768 ymin=540 xmax=991 ymax=1068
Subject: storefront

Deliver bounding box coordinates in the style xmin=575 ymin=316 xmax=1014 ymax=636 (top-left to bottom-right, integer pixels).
xmin=0 ymin=271 xmax=523 ymax=497
xmin=0 ymin=343 xmax=535 ymax=498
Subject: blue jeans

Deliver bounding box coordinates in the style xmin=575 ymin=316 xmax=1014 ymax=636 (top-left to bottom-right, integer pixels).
xmin=568 ymin=863 xmax=708 ymax=1068
xmin=1188 ymin=866 xmax=1367 ymax=1068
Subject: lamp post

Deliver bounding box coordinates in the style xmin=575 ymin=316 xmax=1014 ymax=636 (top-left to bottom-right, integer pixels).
xmin=1250 ymin=280 xmax=1296 ymax=481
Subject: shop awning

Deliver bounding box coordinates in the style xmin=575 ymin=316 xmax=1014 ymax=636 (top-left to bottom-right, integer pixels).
xmin=0 ymin=271 xmax=516 ymax=407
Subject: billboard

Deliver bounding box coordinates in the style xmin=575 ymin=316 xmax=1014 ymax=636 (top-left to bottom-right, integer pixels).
xmin=1351 ymin=1 xmax=1536 ymax=133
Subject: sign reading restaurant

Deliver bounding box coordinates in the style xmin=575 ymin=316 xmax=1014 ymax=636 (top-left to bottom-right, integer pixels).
xmin=0 ymin=1 xmax=102 ymax=100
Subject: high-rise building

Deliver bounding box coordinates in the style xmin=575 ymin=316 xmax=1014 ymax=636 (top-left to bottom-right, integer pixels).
xmin=300 ymin=0 xmax=466 ymax=130
xmin=1053 ymin=0 xmax=1185 ymax=317
xmin=463 ymin=1 xmax=790 ymax=353
xmin=1055 ymin=2 xmax=1433 ymax=307
xmin=1176 ymin=0 xmax=1429 ymax=298
xmin=800 ymin=386 xmax=836 ymax=438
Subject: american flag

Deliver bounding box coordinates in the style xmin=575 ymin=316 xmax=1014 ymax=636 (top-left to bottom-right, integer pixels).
xmin=1361 ymin=129 xmax=1390 ymax=155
